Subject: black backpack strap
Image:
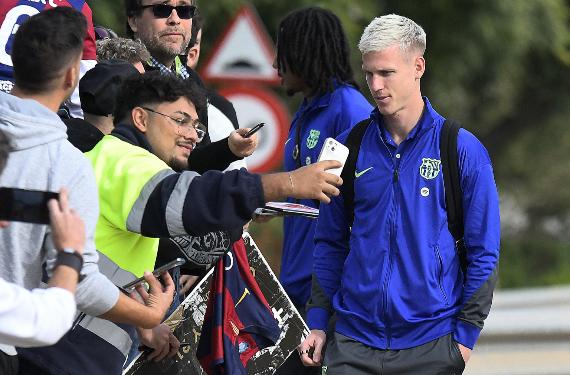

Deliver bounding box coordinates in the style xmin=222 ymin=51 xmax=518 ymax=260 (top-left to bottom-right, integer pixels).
xmin=440 ymin=119 xmax=467 ymax=275
xmin=341 ymin=119 xmax=372 ymax=228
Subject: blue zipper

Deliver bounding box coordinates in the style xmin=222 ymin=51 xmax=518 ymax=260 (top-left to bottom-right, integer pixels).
xmin=434 ymin=245 xmax=449 ymax=305
xmin=380 ymin=138 xmax=401 ymax=349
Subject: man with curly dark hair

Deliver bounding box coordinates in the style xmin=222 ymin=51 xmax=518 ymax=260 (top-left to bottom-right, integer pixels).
xmin=271 ymin=8 xmax=372 ymax=374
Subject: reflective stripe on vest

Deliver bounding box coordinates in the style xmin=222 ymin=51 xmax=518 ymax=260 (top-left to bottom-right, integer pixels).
xmin=96 ymin=251 xmax=138 ymax=289
xmin=78 ymin=315 xmax=133 ymax=357
xmin=75 ymin=251 xmax=138 ymax=357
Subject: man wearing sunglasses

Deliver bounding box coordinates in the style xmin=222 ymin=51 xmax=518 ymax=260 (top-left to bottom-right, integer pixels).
xmin=125 ymin=0 xmax=253 ymax=174
xmin=125 ymin=1 xmax=195 ymax=75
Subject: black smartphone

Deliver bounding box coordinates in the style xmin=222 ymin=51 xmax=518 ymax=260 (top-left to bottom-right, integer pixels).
xmin=244 ymin=122 xmax=265 ymax=138
xmin=0 ymin=187 xmax=59 ymax=225
xmin=121 ymin=257 xmax=187 ymax=292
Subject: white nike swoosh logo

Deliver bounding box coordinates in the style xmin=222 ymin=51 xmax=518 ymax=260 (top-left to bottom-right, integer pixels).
xmin=355 ymin=167 xmax=374 ymax=178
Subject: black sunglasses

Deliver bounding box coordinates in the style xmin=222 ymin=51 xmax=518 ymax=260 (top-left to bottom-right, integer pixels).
xmin=138 ymin=4 xmax=196 ymax=20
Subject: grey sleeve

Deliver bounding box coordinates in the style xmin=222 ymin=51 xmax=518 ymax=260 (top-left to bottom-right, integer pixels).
xmin=45 ymin=159 xmax=119 ymax=316
xmin=307 ymin=273 xmax=333 ymax=313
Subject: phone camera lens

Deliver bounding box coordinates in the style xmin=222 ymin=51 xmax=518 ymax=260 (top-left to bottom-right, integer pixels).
xmin=331 ymin=147 xmax=336 ymax=151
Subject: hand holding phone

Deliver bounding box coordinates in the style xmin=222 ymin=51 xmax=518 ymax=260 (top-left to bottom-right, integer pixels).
xmin=244 ymin=122 xmax=265 ymax=138
xmin=121 ymin=258 xmax=186 ymax=292
xmin=229 ymin=125 xmax=260 ymax=158
xmin=132 ymin=270 xmax=176 ymax=322
xmin=316 ymin=138 xmax=349 ymax=176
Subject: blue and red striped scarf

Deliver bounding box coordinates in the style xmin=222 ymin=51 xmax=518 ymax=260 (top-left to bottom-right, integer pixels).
xmin=197 ymin=238 xmax=280 ymax=375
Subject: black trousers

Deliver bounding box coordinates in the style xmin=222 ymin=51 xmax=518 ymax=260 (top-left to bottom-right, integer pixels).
xmin=0 ymin=351 xmax=18 ymax=375
xmin=325 ymin=332 xmax=465 ymax=375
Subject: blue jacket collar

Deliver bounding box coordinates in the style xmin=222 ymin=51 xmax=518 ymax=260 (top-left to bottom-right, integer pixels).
xmin=373 ymin=96 xmax=441 ymax=145
xmin=297 ymin=81 xmax=352 ymax=117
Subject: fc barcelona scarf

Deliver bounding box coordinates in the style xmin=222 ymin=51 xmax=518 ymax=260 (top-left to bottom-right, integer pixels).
xmin=197 ymin=238 xmax=280 ymax=374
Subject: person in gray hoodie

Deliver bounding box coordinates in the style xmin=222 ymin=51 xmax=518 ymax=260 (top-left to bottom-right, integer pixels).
xmin=0 ymin=131 xmax=86 ymax=375
xmin=0 ymin=7 xmax=176 ymax=375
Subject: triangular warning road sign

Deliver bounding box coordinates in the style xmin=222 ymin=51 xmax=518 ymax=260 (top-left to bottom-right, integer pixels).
xmin=200 ymin=4 xmax=279 ymax=85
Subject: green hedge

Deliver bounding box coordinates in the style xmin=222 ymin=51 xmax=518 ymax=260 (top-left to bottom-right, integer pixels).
xmin=499 ymin=236 xmax=570 ymax=288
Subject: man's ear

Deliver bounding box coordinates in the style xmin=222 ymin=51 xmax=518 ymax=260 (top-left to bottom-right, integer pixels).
xmin=415 ymin=55 xmax=426 ymax=80
xmin=187 ymin=46 xmax=198 ymax=68
xmin=132 ymin=107 xmax=148 ymax=133
xmin=187 ymin=46 xmax=198 ymax=60
xmin=63 ymin=55 xmax=81 ymax=91
xmin=127 ymin=16 xmax=138 ymax=35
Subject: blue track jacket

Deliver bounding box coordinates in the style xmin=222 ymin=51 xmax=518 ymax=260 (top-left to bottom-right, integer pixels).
xmin=281 ymin=83 xmax=372 ymax=307
xmin=307 ymin=98 xmax=500 ymax=350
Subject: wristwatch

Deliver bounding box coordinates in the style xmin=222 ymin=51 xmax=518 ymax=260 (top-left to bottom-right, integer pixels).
xmin=55 ymin=248 xmax=83 ymax=278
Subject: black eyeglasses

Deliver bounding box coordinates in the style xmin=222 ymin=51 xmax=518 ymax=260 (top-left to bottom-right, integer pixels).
xmin=141 ymin=106 xmax=206 ymax=142
xmin=138 ymin=4 xmax=196 ymax=20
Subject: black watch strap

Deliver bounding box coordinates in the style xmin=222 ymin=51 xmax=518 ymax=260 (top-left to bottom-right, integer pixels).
xmin=55 ymin=249 xmax=83 ymax=278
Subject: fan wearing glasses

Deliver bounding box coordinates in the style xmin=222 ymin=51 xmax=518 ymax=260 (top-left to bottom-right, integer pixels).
xmin=137 ymin=105 xmax=206 ymax=170
xmin=86 ymin=70 xmax=342 ymax=273
xmin=80 ymin=72 xmax=342 ymax=368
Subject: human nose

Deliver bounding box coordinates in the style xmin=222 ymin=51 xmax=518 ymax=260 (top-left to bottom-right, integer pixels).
xmin=177 ymin=125 xmax=198 ymax=142
xmin=367 ymin=74 xmax=384 ymax=93
xmin=167 ymin=8 xmax=181 ymax=24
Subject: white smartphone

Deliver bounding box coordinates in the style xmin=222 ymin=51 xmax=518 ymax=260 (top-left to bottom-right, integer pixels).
xmin=317 ymin=137 xmax=349 ymax=176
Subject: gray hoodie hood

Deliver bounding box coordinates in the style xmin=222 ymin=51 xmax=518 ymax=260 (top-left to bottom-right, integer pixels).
xmin=0 ymin=92 xmax=67 ymax=151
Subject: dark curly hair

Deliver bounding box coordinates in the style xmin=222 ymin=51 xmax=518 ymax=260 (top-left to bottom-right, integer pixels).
xmin=113 ymin=71 xmax=207 ymax=125
xmin=275 ymin=7 xmax=357 ymax=95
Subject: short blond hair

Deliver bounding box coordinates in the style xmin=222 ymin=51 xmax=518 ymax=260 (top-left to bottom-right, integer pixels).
xmin=358 ymin=14 xmax=426 ymax=56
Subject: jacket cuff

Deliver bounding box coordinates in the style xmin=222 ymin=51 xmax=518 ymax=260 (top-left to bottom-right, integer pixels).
xmin=453 ymin=319 xmax=481 ymax=349
xmin=188 ymin=137 xmax=241 ymax=173
xmin=246 ymin=172 xmax=265 ymax=209
xmin=306 ymin=307 xmax=330 ymax=331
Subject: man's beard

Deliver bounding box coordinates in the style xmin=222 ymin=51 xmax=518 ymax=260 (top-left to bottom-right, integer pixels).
xmin=169 ymin=155 xmax=188 ymax=172
xmin=143 ymin=35 xmax=189 ymax=65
